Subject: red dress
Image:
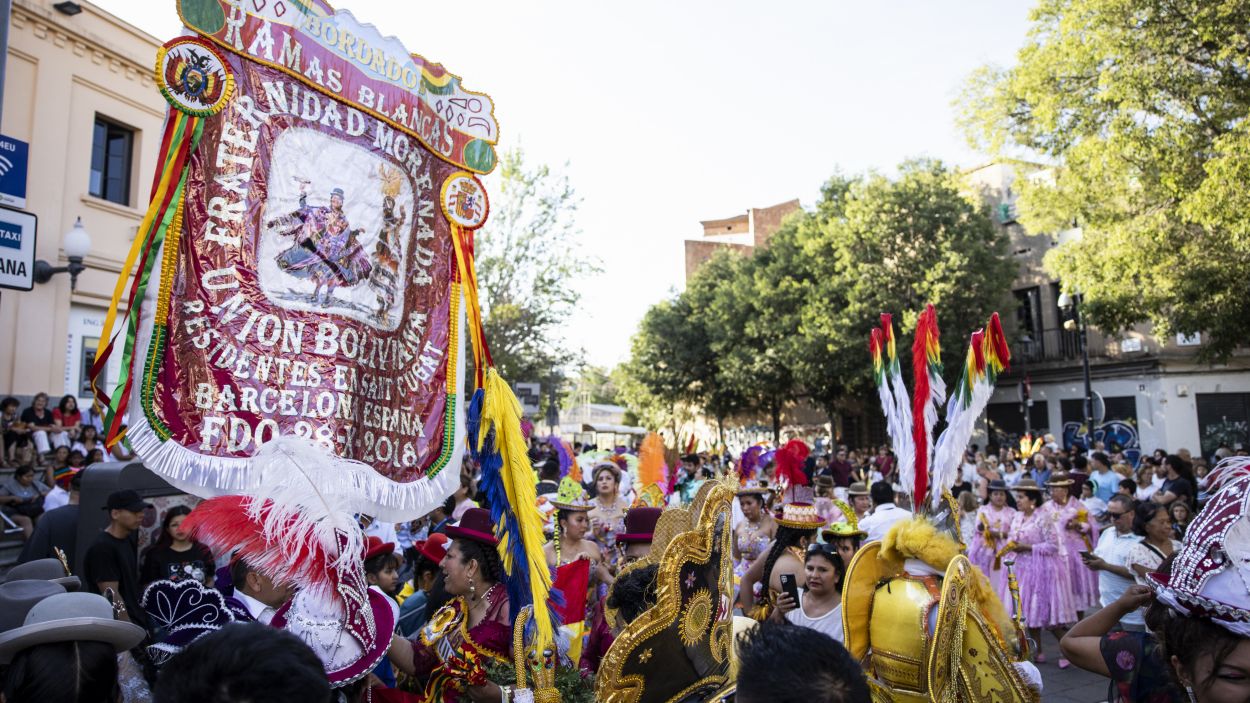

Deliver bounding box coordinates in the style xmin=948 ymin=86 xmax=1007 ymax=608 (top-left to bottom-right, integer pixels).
xmin=374 ymin=586 xmax=512 ymax=703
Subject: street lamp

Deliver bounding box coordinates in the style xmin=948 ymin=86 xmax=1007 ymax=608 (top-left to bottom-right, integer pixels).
xmin=33 ymin=217 xmax=92 ymax=291
xmin=1057 ymin=290 xmax=1094 ymax=445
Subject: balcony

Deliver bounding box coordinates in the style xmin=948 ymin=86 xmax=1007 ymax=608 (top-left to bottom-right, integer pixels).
xmin=1011 ymin=328 xmax=1108 ymax=364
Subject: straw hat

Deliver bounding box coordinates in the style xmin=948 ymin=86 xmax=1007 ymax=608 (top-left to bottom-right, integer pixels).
xmin=1013 ymin=478 xmax=1043 ymax=494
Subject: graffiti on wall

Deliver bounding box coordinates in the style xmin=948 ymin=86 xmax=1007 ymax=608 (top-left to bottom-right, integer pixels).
xmin=1063 ymin=420 xmax=1141 ymax=467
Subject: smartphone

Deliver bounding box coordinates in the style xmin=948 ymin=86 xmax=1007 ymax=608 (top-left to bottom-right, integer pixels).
xmin=1079 ymin=550 xmax=1092 ymax=560
xmin=780 ymin=573 xmax=800 ymax=604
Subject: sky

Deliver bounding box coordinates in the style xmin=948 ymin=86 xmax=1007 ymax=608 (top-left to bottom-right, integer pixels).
xmin=94 ymin=0 xmax=1035 ymax=371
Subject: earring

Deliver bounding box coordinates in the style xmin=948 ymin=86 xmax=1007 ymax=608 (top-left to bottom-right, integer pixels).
xmin=1184 ymin=685 xmax=1197 ymax=703
xmin=469 ymin=575 xmax=477 ymax=599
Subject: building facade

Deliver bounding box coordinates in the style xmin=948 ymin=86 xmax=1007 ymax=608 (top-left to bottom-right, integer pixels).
xmin=0 ymin=0 xmax=166 ymax=403
xmin=683 ymin=199 xmax=800 ymax=283
xmin=967 ymin=162 xmax=1250 ymax=462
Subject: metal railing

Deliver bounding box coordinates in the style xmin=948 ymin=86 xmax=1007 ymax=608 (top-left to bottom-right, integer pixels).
xmin=1012 ymin=328 xmax=1108 ymax=364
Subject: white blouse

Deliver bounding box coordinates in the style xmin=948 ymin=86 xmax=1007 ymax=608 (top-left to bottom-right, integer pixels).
xmin=785 ymin=592 xmax=844 ymax=642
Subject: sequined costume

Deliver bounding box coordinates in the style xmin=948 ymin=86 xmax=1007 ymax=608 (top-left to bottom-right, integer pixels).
xmin=401 ymin=586 xmax=512 ymax=703
xmin=733 ymin=520 xmax=771 ymax=579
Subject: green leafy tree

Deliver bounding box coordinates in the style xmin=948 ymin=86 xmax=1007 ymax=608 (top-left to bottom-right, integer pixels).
xmin=959 ymin=0 xmax=1250 ymax=360
xmin=475 ymin=148 xmax=600 ymax=386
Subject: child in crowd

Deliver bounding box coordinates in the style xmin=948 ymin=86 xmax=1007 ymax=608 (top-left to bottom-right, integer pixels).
xmin=363 ymin=536 xmax=402 ymax=688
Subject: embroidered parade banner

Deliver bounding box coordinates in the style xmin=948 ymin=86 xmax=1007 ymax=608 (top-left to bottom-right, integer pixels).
xmin=94 ymin=1 xmax=496 ymax=518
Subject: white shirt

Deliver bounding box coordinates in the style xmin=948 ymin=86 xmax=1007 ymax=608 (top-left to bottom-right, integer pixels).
xmin=785 ymin=592 xmax=843 ymax=642
xmin=43 ymin=485 xmax=69 ymax=512
xmin=1093 ymin=526 xmax=1145 ymax=626
xmin=362 ymin=519 xmax=403 ymax=554
xmin=860 ymin=504 xmax=913 ymax=543
xmin=234 ymin=590 xmax=277 ymax=624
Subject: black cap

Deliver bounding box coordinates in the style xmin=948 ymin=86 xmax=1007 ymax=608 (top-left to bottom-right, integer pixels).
xmin=104 ymin=489 xmax=152 ymax=513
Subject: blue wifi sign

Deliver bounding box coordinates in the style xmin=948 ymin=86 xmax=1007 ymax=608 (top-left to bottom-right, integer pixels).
xmin=0 ymin=135 xmax=29 ymax=209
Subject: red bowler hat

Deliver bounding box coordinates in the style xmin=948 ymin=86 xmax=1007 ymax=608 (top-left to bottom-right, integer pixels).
xmin=417 ymin=533 xmax=449 ymax=565
xmin=362 ymin=535 xmax=395 ymax=562
xmin=444 ymin=507 xmax=499 ymax=546
xmin=617 ymin=507 xmax=662 ymax=544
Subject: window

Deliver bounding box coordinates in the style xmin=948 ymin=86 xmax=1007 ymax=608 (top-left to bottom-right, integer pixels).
xmin=90 ymin=117 xmax=133 ymax=205
xmin=80 ymin=336 xmax=101 ymax=398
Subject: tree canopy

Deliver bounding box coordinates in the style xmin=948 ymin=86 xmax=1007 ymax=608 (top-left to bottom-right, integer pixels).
xmin=475 ymin=148 xmax=599 ymax=386
xmin=619 ymin=159 xmax=1015 ymax=438
xmin=960 ymin=0 xmax=1250 ymax=360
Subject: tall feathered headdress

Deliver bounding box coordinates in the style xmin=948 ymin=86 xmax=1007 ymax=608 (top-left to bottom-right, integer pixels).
xmin=637 ymin=433 xmax=669 ymax=494
xmin=869 ymin=306 xmax=1010 ymax=512
xmin=775 ymin=439 xmax=811 ymax=488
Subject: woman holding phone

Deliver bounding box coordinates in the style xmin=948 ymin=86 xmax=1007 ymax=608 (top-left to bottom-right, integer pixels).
xmin=771 ymin=542 xmax=846 ymax=642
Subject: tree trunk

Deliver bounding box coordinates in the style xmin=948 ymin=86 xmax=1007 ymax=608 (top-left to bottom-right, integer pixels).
xmin=716 ymin=414 xmax=725 ymax=450
xmin=771 ymin=401 xmax=781 ymax=443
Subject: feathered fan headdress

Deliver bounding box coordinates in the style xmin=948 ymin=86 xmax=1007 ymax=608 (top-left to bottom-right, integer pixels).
xmin=869 ymin=304 xmax=1010 ymax=512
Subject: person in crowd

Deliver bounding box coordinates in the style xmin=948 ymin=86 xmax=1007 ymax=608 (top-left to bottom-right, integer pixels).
xmin=1000 ymin=453 xmax=1024 ymax=485
xmin=21 ymin=392 xmax=64 ymax=456
xmin=738 ymin=503 xmax=824 ymax=620
xmin=66 ymin=449 xmax=86 ymax=470
xmin=1152 ymin=454 xmax=1195 ymax=508
xmin=0 ymin=464 xmax=48 ymax=538
xmin=968 ymin=479 xmax=1016 ymax=600
xmin=41 ymin=464 xmax=76 ymax=511
xmin=1007 ymin=478 xmax=1077 ymax=667
xmin=1117 ymin=478 xmax=1137 ymax=497
xmin=397 ymin=533 xmax=446 ymax=637
xmin=223 ymin=555 xmax=293 ymax=624
xmin=846 ymin=482 xmax=872 ymax=521
xmin=140 ymin=505 xmax=216 ymax=587
xmin=1080 ymin=480 xmax=1108 ymax=516
xmin=1088 ymin=451 xmax=1118 ymax=503
xmin=588 ymin=462 xmax=630 ymax=541
xmin=534 ymin=456 xmax=561 ymax=497
xmin=821 ymin=518 xmax=865 ymax=571
xmin=451 ymin=471 xmax=479 ymax=521
xmin=1169 ymin=500 xmax=1193 ymax=540
xmin=42 ymin=445 xmax=70 ymax=488
xmin=87 ymin=447 xmax=105 ymax=466
xmin=18 ymin=468 xmax=81 ymax=564
xmin=386 ymin=508 xmax=515 ymax=702
xmin=0 ymin=586 xmax=147 ymax=703
xmin=51 ymin=394 xmax=83 ymax=444
xmin=859 ymin=482 xmax=912 ymax=543
xmin=1 ymin=396 xmax=31 ymax=465
xmin=362 ymin=535 xmax=402 ymax=687
xmin=956 ymin=490 xmax=979 ymax=546
xmin=1062 ymin=460 xmax=1250 ymax=703
xmin=110 ymin=426 xmax=137 ymax=462
xmin=827 ymin=447 xmax=853 ymax=489
xmin=426 ymin=496 xmax=455 ymax=535
xmin=1127 ymin=501 xmax=1180 ymax=586
xmin=773 ymin=542 xmax=846 ymax=642
xmin=1039 ymin=472 xmax=1100 ymax=615
xmin=735 ymin=620 xmax=871 ymax=703
xmin=733 ymin=486 xmax=776 ymax=578
xmin=604 ymin=563 xmax=659 ymax=628
xmin=83 ymin=489 xmax=151 ymax=628
xmin=1081 ymin=494 xmax=1145 ymax=630
xmin=71 ymin=424 xmax=101 ymax=457
xmin=615 ymin=506 xmax=660 ymax=566
xmin=871 ymin=445 xmax=894 ymax=482
xmin=358 ymin=513 xmax=401 ymax=558
xmin=1135 ymin=464 xmax=1160 ymax=501
xmin=154 ymin=622 xmax=334 ymax=703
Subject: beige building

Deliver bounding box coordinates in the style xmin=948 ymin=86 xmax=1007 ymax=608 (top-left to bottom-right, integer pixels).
xmin=683 ymin=199 xmax=800 ymax=283
xmin=0 ymin=0 xmax=166 ymax=402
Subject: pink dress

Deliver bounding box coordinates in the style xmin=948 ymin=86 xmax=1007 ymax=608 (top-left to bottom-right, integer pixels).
xmin=1006 ymin=510 xmax=1077 ymax=629
xmin=968 ymin=504 xmax=1016 ymax=602
xmin=1038 ymin=496 xmax=1100 ymax=612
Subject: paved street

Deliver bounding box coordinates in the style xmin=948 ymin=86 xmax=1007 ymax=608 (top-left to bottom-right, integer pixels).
xmin=1034 ymin=634 xmax=1112 ymax=703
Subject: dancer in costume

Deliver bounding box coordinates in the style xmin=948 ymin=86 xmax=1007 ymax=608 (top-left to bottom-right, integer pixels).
xmin=1004 ymin=478 xmax=1077 ymax=665
xmin=589 ymin=462 xmax=630 ymax=546
xmin=545 ymin=485 xmax=612 ymax=665
xmin=737 ymin=502 xmax=824 ymax=621
xmin=1038 ymin=472 xmax=1100 ymax=614
xmin=970 ymin=478 xmax=1018 ymax=602
xmin=272 ymin=182 xmax=372 ymax=304
xmin=732 ymin=485 xmax=776 ymax=580
xmin=842 ymin=306 xmax=1040 ymax=702
xmin=387 ymin=509 xmax=514 ymax=703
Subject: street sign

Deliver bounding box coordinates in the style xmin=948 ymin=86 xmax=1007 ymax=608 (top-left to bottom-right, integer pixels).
xmin=0 ymin=207 xmax=37 ymax=291
xmin=513 ymin=382 xmax=541 ymax=415
xmin=0 ymin=135 xmax=29 ymax=208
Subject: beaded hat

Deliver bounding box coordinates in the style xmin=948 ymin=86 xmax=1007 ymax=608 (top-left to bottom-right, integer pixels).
xmin=774 ymin=502 xmax=826 ymax=530
xmin=1148 ymin=458 xmax=1250 ymax=636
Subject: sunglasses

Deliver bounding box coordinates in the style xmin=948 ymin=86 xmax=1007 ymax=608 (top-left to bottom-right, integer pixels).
xmin=806 ymin=543 xmax=839 ymax=558
xmin=1105 ymin=511 xmax=1129 ymax=519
